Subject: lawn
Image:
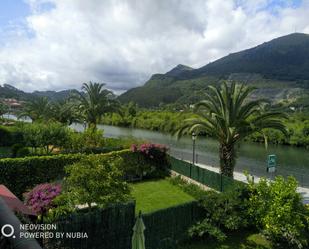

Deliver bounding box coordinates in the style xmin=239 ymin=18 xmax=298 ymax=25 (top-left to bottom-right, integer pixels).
xmin=179 ymin=230 xmax=272 ymax=249
xmin=130 ymin=179 xmax=195 ymax=213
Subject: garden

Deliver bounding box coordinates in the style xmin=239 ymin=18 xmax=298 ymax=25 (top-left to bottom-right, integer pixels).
xmin=0 ymin=82 xmax=308 ymax=249
xmin=0 ymin=128 xmax=308 ymax=249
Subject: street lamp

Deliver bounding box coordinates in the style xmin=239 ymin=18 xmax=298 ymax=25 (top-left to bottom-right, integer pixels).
xmin=192 ymin=132 xmax=197 ymax=165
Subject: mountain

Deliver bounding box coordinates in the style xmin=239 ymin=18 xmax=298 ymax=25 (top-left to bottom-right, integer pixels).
xmin=0 ymin=84 xmax=32 ymax=100
xmin=119 ymin=33 xmax=309 ymax=107
xmin=0 ymin=84 xmax=78 ymax=102
xmin=32 ymin=89 xmax=79 ymax=101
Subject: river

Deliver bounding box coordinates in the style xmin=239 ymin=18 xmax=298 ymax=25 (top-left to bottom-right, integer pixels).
xmin=71 ymin=123 xmax=309 ymax=187
xmin=4 ymin=114 xmax=309 ymax=186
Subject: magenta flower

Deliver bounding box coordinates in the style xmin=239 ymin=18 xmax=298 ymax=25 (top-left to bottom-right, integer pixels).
xmin=24 ymin=183 xmax=62 ymax=215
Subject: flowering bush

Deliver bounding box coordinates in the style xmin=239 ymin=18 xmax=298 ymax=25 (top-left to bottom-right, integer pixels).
xmin=131 ymin=143 xmax=169 ymax=173
xmin=25 ymin=183 xmax=62 ymax=216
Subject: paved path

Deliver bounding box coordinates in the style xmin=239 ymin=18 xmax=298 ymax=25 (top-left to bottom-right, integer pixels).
xmin=193 ymin=161 xmax=309 ymax=204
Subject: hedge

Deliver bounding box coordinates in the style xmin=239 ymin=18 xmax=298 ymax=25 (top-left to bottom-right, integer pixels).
xmin=0 ymin=149 xmax=162 ymax=198
xmin=0 ymin=126 xmax=24 ymax=146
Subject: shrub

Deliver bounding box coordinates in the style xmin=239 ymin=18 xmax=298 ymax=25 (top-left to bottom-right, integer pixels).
xmin=0 ymin=149 xmax=166 ymax=198
xmin=0 ymin=153 xmax=82 ymax=197
xmin=189 ymin=185 xmax=250 ymax=242
xmin=64 ymin=128 xmax=105 ymax=153
xmin=48 ymin=156 xmax=130 ymax=220
xmin=169 ymin=176 xmax=206 ymax=200
xmin=22 ymin=122 xmax=71 ymax=154
xmin=0 ymin=126 xmax=24 ymax=146
xmin=247 ymin=176 xmax=309 ymax=249
xmin=16 ymin=147 xmax=30 ymax=157
xmin=11 ymin=143 xmax=24 ymax=157
xmin=131 ymin=143 xmax=170 ymax=174
xmin=25 ymin=183 xmax=61 ymax=216
xmin=0 ymin=127 xmax=12 ymax=146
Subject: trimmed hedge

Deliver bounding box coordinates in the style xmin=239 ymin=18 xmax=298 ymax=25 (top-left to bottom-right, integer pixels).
xmin=0 ymin=149 xmax=163 ymax=198
xmin=0 ymin=126 xmax=24 ymax=146
xmin=0 ymin=153 xmax=82 ymax=197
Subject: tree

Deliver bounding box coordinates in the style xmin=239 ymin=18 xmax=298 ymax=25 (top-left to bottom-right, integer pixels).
xmin=18 ymin=97 xmax=52 ymax=122
xmin=23 ymin=122 xmax=71 ymax=154
xmin=60 ymin=156 xmax=130 ymax=209
xmin=73 ymin=82 xmax=119 ymax=129
xmin=176 ymin=82 xmax=288 ymax=177
xmin=50 ymin=99 xmax=81 ymax=125
xmin=0 ymin=102 xmax=8 ymax=118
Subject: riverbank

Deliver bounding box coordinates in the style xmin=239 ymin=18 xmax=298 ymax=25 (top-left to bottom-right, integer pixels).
xmin=191 ymin=161 xmax=309 ymax=204
xmin=103 ymin=110 xmax=309 ymax=148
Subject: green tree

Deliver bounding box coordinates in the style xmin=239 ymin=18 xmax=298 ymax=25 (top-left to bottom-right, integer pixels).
xmin=247 ymin=176 xmax=309 ymax=248
xmin=50 ymin=99 xmax=81 ymax=125
xmin=176 ymin=82 xmax=288 ymax=177
xmin=73 ymin=82 xmax=119 ymax=129
xmin=23 ymin=122 xmax=71 ymax=154
xmin=60 ymin=156 xmax=130 ymax=209
xmin=19 ymin=97 xmax=52 ymax=122
xmin=0 ymin=102 xmax=8 ymax=118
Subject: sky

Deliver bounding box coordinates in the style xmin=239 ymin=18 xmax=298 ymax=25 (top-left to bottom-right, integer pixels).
xmin=0 ymin=0 xmax=308 ymax=94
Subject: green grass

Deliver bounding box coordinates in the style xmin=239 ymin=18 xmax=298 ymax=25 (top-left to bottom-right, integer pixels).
xmin=179 ymin=230 xmax=272 ymax=249
xmin=130 ymin=179 xmax=195 ymax=214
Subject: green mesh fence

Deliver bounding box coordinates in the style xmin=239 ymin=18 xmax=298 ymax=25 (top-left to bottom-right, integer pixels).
xmin=142 ymin=201 xmax=204 ymax=249
xmin=43 ymin=200 xmax=203 ymax=249
xmin=170 ymin=157 xmax=244 ymax=192
xmin=44 ymin=202 xmax=135 ymax=249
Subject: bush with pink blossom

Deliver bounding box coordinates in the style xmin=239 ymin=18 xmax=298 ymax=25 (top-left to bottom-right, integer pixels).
xmin=25 ymin=183 xmax=62 ymax=216
xmin=130 ymin=143 xmax=170 ymax=173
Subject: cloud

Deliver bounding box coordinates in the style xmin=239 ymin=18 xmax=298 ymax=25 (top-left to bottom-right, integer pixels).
xmin=0 ymin=0 xmax=308 ymax=94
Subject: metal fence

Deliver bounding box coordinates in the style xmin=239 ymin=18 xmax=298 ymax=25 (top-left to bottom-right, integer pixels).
xmin=170 ymin=157 xmax=244 ymax=192
xmin=43 ymin=200 xmax=203 ymax=249
xmin=44 ymin=202 xmax=135 ymax=249
xmin=169 ymin=148 xmax=309 ymax=188
xmin=143 ymin=201 xmax=204 ymax=249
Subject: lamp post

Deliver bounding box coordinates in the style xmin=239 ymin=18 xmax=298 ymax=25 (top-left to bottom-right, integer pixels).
xmin=192 ymin=132 xmax=197 ymax=165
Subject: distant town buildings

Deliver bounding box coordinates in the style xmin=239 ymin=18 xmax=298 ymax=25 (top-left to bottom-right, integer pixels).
xmin=0 ymin=98 xmax=24 ymax=110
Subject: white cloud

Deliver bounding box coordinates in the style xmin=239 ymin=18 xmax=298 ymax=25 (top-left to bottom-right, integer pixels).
xmin=0 ymin=0 xmax=309 ymax=93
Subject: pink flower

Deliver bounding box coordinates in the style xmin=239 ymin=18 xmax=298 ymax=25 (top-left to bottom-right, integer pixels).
xmin=25 ymin=183 xmax=62 ymax=215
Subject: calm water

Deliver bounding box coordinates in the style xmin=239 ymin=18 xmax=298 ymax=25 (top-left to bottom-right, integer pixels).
xmin=72 ymin=123 xmax=309 ymax=181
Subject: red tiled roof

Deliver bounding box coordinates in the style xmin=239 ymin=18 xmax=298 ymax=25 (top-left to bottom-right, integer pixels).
xmin=0 ymin=185 xmax=36 ymax=216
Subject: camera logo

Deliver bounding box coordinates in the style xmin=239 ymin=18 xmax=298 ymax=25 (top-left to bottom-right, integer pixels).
xmin=1 ymin=224 xmax=15 ymax=238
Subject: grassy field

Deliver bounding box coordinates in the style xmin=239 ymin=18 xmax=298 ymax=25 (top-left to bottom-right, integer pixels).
xmin=179 ymin=230 xmax=272 ymax=249
xmin=130 ymin=179 xmax=195 ymax=214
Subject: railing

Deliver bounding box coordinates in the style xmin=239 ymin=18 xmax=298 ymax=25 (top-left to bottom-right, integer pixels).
xmin=169 ymin=148 xmax=309 ymax=188
xmin=0 ymin=198 xmax=42 ymax=249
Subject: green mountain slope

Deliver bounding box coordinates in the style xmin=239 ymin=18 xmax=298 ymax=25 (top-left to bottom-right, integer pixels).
xmin=0 ymin=84 xmax=79 ymax=102
xmin=119 ymin=33 xmax=309 ymax=107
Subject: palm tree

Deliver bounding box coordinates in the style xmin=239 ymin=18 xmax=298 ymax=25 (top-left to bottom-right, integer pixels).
xmin=50 ymin=99 xmax=81 ymax=125
xmin=18 ymin=97 xmax=52 ymax=122
xmin=73 ymin=82 xmax=119 ymax=129
xmin=176 ymin=82 xmax=288 ymax=177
